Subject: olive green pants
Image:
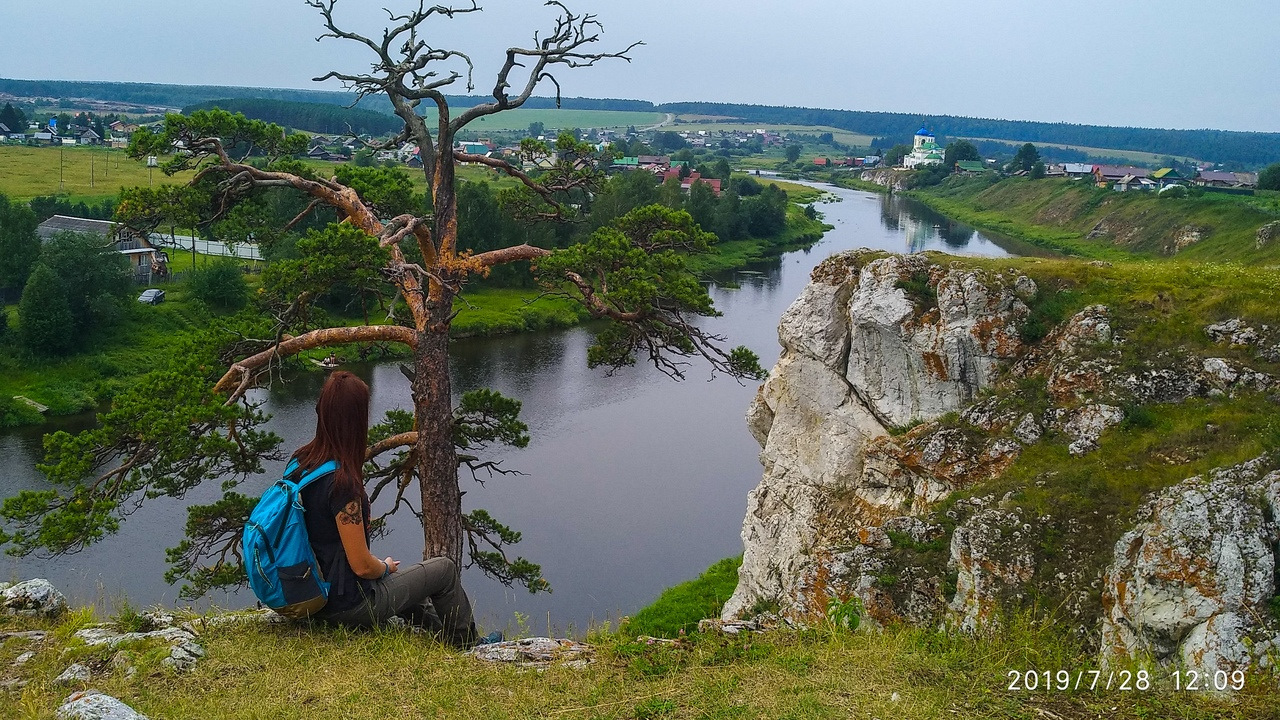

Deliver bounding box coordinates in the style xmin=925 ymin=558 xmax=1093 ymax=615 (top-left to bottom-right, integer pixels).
xmin=318 ymin=557 xmax=477 ymax=647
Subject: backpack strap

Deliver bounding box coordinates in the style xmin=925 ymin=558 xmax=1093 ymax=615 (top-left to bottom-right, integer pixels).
xmin=277 ymin=459 xmax=340 ymax=494
xmin=295 ymin=460 xmax=340 ymax=490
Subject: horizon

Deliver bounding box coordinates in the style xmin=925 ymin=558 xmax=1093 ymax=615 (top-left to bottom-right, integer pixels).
xmin=2 ymin=76 xmax=1276 ymax=138
xmin=1 ymin=1 xmax=1277 ymax=134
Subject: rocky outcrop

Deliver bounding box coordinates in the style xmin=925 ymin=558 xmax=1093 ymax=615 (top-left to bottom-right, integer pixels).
xmin=1100 ymin=457 xmax=1280 ymax=676
xmin=1257 ymin=220 xmax=1280 ymax=250
xmin=724 ymin=251 xmax=1031 ymax=619
xmin=726 ymin=250 xmax=1280 ymax=674
xmin=858 ymin=168 xmax=912 ymax=192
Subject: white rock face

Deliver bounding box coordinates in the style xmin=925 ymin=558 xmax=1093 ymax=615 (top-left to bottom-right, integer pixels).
xmin=1 ymin=578 xmax=67 ymax=616
xmin=1059 ymin=404 xmax=1125 ymax=456
xmin=57 ymin=691 xmax=149 ymax=720
xmin=846 ymin=256 xmax=1026 ymax=427
xmin=1100 ymin=457 xmax=1280 ymax=676
xmin=949 ymin=508 xmax=1037 ymax=631
xmin=724 ymin=252 xmax=1027 ymax=620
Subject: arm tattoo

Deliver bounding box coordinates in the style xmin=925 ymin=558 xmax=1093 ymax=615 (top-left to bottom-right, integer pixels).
xmin=337 ymin=500 xmax=364 ymax=526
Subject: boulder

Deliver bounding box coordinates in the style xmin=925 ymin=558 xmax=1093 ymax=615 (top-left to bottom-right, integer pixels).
xmin=1 ymin=579 xmax=67 ymax=617
xmin=468 ymin=637 xmax=593 ymax=668
xmin=55 ymin=663 xmax=91 ymax=684
xmin=1100 ymin=456 xmax=1280 ymax=676
xmin=57 ymin=692 xmax=149 ymax=720
xmin=846 ymin=256 xmax=1027 ymax=427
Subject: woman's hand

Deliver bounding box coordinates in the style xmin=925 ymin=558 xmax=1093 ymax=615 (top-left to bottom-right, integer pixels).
xmin=383 ymin=557 xmax=400 ymax=575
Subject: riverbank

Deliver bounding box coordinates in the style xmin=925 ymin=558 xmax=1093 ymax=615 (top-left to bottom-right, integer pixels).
xmin=904 ymin=175 xmax=1280 ymax=262
xmin=0 ymin=195 xmax=830 ymax=430
xmin=0 ymin=573 xmax=1269 ymax=719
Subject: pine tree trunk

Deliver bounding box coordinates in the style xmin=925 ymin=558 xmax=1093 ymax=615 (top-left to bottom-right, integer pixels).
xmin=412 ymin=322 xmax=462 ymax=566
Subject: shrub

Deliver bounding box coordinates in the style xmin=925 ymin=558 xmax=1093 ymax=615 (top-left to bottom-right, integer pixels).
xmin=188 ymin=259 xmax=249 ymax=311
xmin=18 ymin=263 xmax=75 ymax=356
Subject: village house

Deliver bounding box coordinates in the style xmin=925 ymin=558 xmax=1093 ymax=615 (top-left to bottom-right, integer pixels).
xmin=954 ymin=160 xmax=987 ymax=176
xmin=1149 ymin=167 xmax=1185 ymax=189
xmin=1062 ymin=163 xmax=1095 ymax=179
xmin=1093 ymin=165 xmax=1149 ymax=186
xmin=1114 ymin=174 xmax=1157 ymax=192
xmin=1195 ymin=170 xmax=1258 ymax=189
xmin=660 ymin=170 xmax=722 ymax=196
xmin=79 ymin=129 xmax=102 ymax=145
xmin=35 ymin=215 xmax=167 ymax=283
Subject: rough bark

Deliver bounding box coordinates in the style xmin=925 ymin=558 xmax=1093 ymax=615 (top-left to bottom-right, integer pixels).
xmin=412 ymin=324 xmax=462 ymax=564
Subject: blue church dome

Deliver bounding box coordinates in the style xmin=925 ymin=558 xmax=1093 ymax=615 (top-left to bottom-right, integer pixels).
xmin=916 ymin=125 xmax=934 ymax=137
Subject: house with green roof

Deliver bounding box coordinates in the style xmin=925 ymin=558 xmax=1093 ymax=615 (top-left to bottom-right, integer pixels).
xmin=1150 ymin=167 xmax=1185 ymax=188
xmin=954 ymin=160 xmax=987 ymax=175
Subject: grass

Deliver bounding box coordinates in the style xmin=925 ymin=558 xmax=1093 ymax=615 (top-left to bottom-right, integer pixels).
xmin=451 ymin=107 xmax=665 ymax=132
xmin=0 ymin=284 xmax=214 ymax=426
xmin=0 ymin=588 xmax=1273 ymax=718
xmin=907 ymin=176 xmax=1280 ymax=262
xmin=0 ymin=145 xmax=195 ymax=201
xmin=451 ymin=286 xmax=590 ymax=338
xmin=621 ymin=557 xmax=742 ymax=638
xmin=672 ymin=120 xmax=875 ymax=148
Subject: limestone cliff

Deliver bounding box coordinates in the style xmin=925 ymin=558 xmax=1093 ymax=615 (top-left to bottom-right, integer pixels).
xmin=725 ymin=250 xmax=1280 ymax=677
xmin=857 ymin=168 xmax=912 ymax=192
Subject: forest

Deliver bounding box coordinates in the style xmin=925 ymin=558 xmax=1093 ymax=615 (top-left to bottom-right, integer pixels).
xmin=657 ymin=103 xmax=1280 ymax=168
xmin=6 ymin=77 xmax=1279 ymax=167
xmin=182 ymin=98 xmax=402 ymax=136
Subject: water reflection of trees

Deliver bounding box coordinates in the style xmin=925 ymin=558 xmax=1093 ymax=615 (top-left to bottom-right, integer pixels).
xmin=881 ymin=195 xmax=979 ymax=252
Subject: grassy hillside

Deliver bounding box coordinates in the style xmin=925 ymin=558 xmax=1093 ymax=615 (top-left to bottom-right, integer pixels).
xmin=909 ymin=176 xmax=1280 ymax=262
xmin=0 ymin=146 xmax=194 ymax=201
xmin=0 ymin=598 xmax=1271 ymax=719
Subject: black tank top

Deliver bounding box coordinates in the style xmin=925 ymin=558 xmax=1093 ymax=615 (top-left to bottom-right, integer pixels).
xmin=299 ymin=469 xmax=374 ymax=613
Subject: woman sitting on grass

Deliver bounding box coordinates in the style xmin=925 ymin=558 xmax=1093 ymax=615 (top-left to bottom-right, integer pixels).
xmin=292 ymin=370 xmax=496 ymax=647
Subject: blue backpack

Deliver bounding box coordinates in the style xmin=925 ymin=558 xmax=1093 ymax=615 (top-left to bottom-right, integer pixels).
xmin=243 ymin=458 xmax=338 ymax=618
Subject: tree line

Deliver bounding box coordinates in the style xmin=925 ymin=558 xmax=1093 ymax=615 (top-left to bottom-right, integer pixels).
xmin=659 ymin=102 xmax=1280 ymax=169
xmin=182 ymin=98 xmax=401 ymax=136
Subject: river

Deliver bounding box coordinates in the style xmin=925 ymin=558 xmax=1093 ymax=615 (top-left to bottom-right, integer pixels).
xmin=0 ymin=183 xmax=1024 ymax=634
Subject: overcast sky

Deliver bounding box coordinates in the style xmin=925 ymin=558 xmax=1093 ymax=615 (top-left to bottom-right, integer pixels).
xmin=2 ymin=1 xmax=1277 ymax=132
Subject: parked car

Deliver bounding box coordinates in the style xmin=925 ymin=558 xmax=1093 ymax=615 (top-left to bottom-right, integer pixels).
xmin=137 ymin=289 xmax=166 ymax=305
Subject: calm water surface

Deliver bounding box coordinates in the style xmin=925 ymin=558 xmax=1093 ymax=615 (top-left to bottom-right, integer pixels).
xmin=0 ymin=184 xmax=1021 ymax=633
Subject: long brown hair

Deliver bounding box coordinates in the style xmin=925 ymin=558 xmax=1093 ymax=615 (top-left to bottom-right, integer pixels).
xmin=292 ymin=371 xmax=369 ymax=504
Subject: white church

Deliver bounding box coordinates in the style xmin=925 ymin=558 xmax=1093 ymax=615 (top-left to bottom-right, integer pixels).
xmin=902 ymin=126 xmax=944 ymax=169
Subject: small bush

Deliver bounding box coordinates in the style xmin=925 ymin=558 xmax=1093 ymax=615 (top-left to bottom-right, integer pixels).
xmin=895 ymin=271 xmax=937 ymax=313
xmin=188 ymin=259 xmax=249 ymax=311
